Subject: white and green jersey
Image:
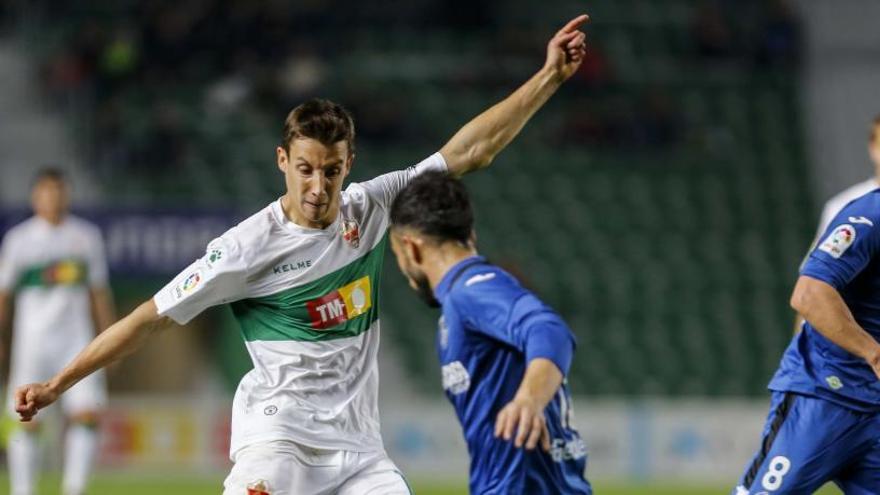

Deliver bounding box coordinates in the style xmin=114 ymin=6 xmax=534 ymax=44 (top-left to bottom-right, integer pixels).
xmin=0 ymin=215 xmax=109 ymax=355
xmin=154 ymin=153 xmax=447 ymax=456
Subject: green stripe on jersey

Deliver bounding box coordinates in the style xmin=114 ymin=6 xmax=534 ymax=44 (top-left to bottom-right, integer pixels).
xmin=17 ymin=259 xmax=88 ymax=289
xmin=230 ymin=235 xmax=387 ymax=342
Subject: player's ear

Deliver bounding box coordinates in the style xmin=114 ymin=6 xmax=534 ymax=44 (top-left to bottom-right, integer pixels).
xmin=276 ymin=146 xmax=289 ymax=173
xmin=405 ymin=237 xmax=423 ymax=265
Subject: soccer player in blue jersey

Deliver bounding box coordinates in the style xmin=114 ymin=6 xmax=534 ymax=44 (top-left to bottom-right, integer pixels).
xmin=388 ymin=172 xmax=591 ymax=495
xmin=734 ymin=188 xmax=880 ymax=494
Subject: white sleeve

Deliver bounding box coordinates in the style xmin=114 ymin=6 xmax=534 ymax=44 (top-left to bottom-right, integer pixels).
xmin=357 ymin=152 xmax=448 ymax=210
xmin=0 ymin=234 xmax=16 ymax=291
xmin=86 ymin=226 xmax=110 ymax=288
xmin=816 ymin=201 xmax=837 ymax=241
xmin=153 ymin=236 xmax=247 ymax=325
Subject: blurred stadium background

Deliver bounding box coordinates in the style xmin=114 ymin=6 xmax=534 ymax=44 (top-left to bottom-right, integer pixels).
xmin=0 ymin=0 xmax=878 ymax=493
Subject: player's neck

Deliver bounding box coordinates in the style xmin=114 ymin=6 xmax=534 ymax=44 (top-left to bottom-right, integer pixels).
xmin=425 ymin=243 xmax=479 ymax=290
xmin=36 ymin=212 xmax=65 ymax=226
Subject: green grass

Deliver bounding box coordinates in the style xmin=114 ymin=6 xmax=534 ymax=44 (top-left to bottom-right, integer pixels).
xmin=0 ymin=474 xmax=845 ymax=494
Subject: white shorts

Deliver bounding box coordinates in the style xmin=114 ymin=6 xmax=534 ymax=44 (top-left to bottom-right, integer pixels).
xmin=223 ymin=441 xmax=412 ymax=495
xmin=6 ymin=344 xmax=107 ymax=417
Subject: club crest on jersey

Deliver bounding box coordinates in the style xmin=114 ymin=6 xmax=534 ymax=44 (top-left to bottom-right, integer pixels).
xmin=819 ymin=224 xmax=856 ymax=259
xmin=306 ymin=276 xmax=372 ymax=329
xmin=342 ymin=219 xmax=360 ymax=248
xmin=247 ymin=480 xmax=271 ymax=495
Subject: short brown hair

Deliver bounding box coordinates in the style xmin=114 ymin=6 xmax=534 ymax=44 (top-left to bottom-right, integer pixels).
xmin=281 ymin=98 xmax=355 ymax=153
xmin=32 ymin=167 xmax=66 ymax=187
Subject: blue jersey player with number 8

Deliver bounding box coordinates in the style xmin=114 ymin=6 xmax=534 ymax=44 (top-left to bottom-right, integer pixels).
xmin=734 ymin=189 xmax=880 ymax=494
xmin=388 ymin=171 xmax=591 ymax=495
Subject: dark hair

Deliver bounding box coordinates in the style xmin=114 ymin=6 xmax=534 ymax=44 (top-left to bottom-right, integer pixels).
xmin=390 ymin=171 xmax=473 ymax=244
xmin=282 ymin=98 xmax=355 ymax=153
xmin=33 ymin=167 xmax=66 ymax=186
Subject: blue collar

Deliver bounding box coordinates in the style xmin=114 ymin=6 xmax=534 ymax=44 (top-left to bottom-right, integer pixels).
xmin=433 ymin=255 xmax=487 ymax=300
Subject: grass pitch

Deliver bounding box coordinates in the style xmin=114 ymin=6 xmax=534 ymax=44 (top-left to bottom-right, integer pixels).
xmin=0 ymin=473 xmax=844 ymax=494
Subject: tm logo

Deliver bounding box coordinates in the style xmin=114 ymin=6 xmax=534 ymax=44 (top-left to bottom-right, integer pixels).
xmin=305 ymin=276 xmax=372 ymax=330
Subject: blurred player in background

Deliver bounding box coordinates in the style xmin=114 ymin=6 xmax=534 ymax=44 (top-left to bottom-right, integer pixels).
xmin=812 ymin=115 xmax=880 ymax=239
xmin=388 ymin=172 xmax=591 ymax=494
xmin=793 ymin=116 xmax=880 ymax=332
xmin=733 ymin=189 xmax=880 ymax=489
xmin=13 ymin=15 xmax=589 ymax=495
xmin=0 ymin=169 xmax=115 ymax=495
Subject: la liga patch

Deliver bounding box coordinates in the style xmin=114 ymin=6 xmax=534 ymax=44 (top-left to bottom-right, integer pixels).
xmin=819 ymin=224 xmax=856 ymax=259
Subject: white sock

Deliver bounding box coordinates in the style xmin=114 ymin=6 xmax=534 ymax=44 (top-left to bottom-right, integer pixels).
xmin=61 ymin=424 xmax=98 ymax=495
xmin=8 ymin=427 xmax=40 ymax=495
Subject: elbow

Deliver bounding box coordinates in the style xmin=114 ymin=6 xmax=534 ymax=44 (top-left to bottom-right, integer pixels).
xmin=790 ymin=287 xmax=808 ymax=315
xmin=790 ymin=277 xmax=819 ymax=316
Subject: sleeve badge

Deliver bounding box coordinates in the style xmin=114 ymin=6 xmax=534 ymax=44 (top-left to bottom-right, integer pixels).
xmin=818 ymin=224 xmax=856 ymax=259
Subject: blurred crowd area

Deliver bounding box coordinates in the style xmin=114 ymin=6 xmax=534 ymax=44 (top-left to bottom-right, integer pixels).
xmin=12 ymin=0 xmax=802 ymax=204
xmin=2 ymin=0 xmax=816 ymax=397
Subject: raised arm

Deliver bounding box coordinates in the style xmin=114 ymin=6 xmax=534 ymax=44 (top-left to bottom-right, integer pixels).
xmin=790 ymin=275 xmax=880 ymax=379
xmin=15 ymin=299 xmax=173 ymax=421
xmin=440 ymin=14 xmax=589 ymax=177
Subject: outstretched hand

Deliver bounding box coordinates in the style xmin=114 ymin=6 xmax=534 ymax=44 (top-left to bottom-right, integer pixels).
xmin=544 ymin=14 xmax=590 ymax=82
xmin=15 ymin=382 xmax=59 ymax=422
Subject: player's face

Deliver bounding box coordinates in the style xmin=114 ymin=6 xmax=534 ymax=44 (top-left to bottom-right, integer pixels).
xmin=31 ymin=178 xmax=68 ymax=224
xmin=390 ymin=231 xmax=440 ymax=308
xmin=277 ymin=138 xmax=352 ymax=229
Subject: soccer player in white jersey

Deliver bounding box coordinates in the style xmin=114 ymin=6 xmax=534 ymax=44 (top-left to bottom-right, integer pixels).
xmin=0 ymin=169 xmax=115 ymax=495
xmin=13 ymin=15 xmax=589 ymax=494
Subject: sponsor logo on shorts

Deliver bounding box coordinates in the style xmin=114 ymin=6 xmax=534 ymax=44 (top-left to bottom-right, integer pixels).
xmin=549 ymin=437 xmax=587 ymax=463
xmin=263 ymin=405 xmax=278 ymax=416
xmin=818 ymin=224 xmax=856 ymax=259
xmin=305 ymin=276 xmax=372 ymax=329
xmin=441 ymin=361 xmax=470 ymax=395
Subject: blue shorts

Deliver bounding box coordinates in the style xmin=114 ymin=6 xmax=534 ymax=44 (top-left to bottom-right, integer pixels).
xmin=734 ymin=392 xmax=880 ymax=494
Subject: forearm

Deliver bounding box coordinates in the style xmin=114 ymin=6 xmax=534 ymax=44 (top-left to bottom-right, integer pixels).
xmin=513 ymin=358 xmax=564 ymax=409
xmin=441 ymin=67 xmax=563 ymax=176
xmin=47 ymin=300 xmax=169 ymax=395
xmin=792 ymin=277 xmax=880 ymax=361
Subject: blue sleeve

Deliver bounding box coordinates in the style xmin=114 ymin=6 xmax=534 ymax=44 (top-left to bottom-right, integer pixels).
xmin=801 ymin=193 xmax=880 ymax=290
xmin=452 ymin=271 xmax=576 ymax=375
